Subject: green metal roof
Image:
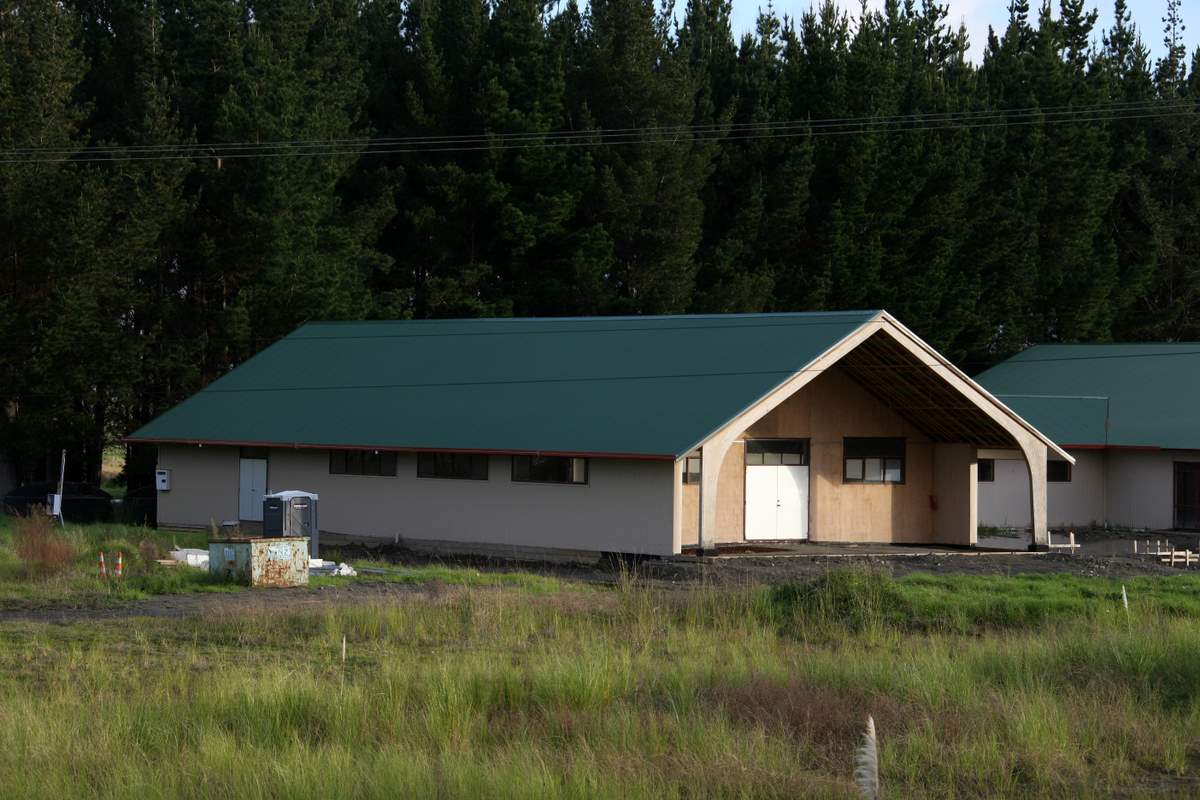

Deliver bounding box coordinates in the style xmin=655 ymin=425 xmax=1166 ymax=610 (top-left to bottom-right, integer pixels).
xmin=976 ymin=344 xmax=1200 ymax=449
xmin=129 ymin=312 xmax=880 ymax=458
xmin=984 ymin=395 xmax=1110 ymax=449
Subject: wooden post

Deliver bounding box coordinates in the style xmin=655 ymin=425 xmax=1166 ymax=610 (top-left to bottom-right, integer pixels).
xmin=699 ymin=437 xmax=733 ymax=556
xmin=1021 ymin=441 xmax=1050 ymax=550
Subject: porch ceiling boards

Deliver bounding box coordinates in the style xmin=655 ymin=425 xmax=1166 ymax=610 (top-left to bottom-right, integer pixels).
xmin=837 ymin=331 xmax=1016 ymax=448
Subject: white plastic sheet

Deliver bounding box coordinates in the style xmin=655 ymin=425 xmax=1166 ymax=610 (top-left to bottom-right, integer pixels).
xmin=169 ymin=548 xmax=210 ymax=569
xmin=308 ymin=559 xmax=357 ymax=577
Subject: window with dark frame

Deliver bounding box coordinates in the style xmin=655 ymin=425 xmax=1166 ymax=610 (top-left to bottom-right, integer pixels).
xmin=843 ymin=438 xmax=905 ymax=484
xmin=744 ymin=439 xmax=809 ymax=466
xmin=978 ymin=458 xmax=995 ymax=482
xmin=417 ymin=452 xmax=489 ymax=480
xmin=512 ymin=455 xmax=588 ymax=485
xmin=682 ymin=453 xmax=702 ymax=485
xmin=328 ymin=449 xmax=397 ymax=477
xmin=1047 ymin=460 xmax=1072 ymax=483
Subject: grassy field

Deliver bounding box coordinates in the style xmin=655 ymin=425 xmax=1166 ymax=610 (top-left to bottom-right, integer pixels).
xmin=0 ymin=514 xmax=234 ymax=605
xmin=0 ymin=555 xmax=1197 ymax=798
xmin=0 ymin=516 xmax=567 ymax=605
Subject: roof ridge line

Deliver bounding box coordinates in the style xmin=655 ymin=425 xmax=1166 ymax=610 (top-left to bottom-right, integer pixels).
xmin=1018 ymin=342 xmax=1200 ymax=349
xmin=298 ymin=310 xmax=883 ymax=327
xmin=995 ymin=393 xmax=1110 ymax=401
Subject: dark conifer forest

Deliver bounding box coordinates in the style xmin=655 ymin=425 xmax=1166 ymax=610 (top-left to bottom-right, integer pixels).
xmin=0 ymin=0 xmax=1197 ymax=483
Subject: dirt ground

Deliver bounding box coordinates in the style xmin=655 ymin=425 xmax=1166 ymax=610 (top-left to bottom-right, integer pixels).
xmin=640 ymin=550 xmax=1182 ymax=585
xmin=0 ymin=539 xmax=1188 ymax=625
xmin=0 ymin=580 xmax=432 ymax=624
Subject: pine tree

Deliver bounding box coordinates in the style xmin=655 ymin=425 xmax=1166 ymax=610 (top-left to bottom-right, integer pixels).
xmin=787 ymin=2 xmax=860 ymax=311
xmin=1026 ymin=0 xmax=1118 ymax=342
xmin=1103 ymin=0 xmax=1161 ymax=338
xmin=0 ymin=1 xmax=110 ymax=483
xmin=170 ymin=0 xmax=390 ymax=365
xmin=962 ymin=0 xmax=1044 ymax=360
xmin=365 ymin=0 xmax=513 ymax=318
xmin=67 ymin=0 xmax=198 ymax=487
xmin=479 ymin=0 xmax=607 ymax=315
xmin=2 ymin=0 xmax=1198 ymax=479
xmin=1137 ymin=0 xmax=1200 ymax=338
xmin=574 ymin=0 xmax=715 ymax=314
xmin=689 ymin=4 xmax=798 ymax=313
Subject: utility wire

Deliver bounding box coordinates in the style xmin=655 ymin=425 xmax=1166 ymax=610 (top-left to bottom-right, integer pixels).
xmin=0 ymin=100 xmax=1194 ymax=164
xmin=7 ymin=101 xmax=1193 ymax=156
xmin=0 ymin=98 xmax=1189 ymax=155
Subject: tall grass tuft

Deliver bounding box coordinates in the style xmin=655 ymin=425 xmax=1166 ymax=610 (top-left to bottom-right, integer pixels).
xmin=12 ymin=514 xmax=77 ymax=576
xmin=0 ymin=569 xmax=1198 ymax=797
xmin=767 ymin=569 xmax=907 ymax=640
xmin=854 ymin=715 xmax=880 ymax=800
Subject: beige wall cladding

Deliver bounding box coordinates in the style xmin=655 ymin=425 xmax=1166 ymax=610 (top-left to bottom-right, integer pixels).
xmin=157 ymin=444 xmax=240 ymax=529
xmin=681 ymin=443 xmax=745 ymax=546
xmin=1108 ymin=450 xmax=1200 ymax=531
xmin=932 ymin=443 xmax=977 ymax=546
xmin=688 ymin=366 xmax=937 ymax=544
xmin=160 ymin=445 xmax=676 ymax=555
xmin=976 ymin=448 xmax=1200 ymax=531
xmin=682 ymin=483 xmax=697 ymax=546
xmin=977 ymin=453 xmax=1033 ymax=529
xmin=979 ymin=449 xmax=1106 ymax=530
xmin=1047 ymin=451 xmax=1104 ymax=527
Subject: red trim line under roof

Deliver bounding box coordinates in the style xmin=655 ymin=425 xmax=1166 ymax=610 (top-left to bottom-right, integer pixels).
xmin=1056 ymin=444 xmax=1162 ymax=451
xmin=121 ymin=436 xmax=677 ymax=461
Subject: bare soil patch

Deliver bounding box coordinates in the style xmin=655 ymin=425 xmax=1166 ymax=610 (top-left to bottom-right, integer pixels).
xmin=0 ymin=580 xmax=427 ymax=624
xmin=637 ymin=551 xmax=1180 ymax=586
xmin=0 ymin=543 xmax=1183 ymax=625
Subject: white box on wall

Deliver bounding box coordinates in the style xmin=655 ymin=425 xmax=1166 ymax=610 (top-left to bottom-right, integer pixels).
xmin=155 ymin=468 xmax=171 ymax=491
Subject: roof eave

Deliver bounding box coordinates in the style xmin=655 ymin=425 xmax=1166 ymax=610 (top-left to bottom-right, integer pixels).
xmin=121 ymin=436 xmax=677 ymax=462
xmin=674 ymin=311 xmax=883 ymax=458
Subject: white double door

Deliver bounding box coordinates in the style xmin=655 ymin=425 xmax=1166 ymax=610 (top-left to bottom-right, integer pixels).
xmin=745 ymin=464 xmax=809 ymax=540
xmin=239 ymin=458 xmax=268 ymax=521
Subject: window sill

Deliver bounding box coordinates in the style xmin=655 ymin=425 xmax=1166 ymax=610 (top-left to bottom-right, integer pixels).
xmin=328 ymin=472 xmax=398 ymax=479
xmin=417 ymin=474 xmax=489 ymax=482
xmin=511 ymin=480 xmax=589 ymax=487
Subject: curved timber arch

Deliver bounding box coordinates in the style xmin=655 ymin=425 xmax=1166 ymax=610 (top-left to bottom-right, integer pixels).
xmin=684 ymin=313 xmax=1067 ymax=553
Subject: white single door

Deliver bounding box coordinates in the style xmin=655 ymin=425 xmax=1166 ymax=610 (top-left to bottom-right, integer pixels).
xmin=239 ymin=458 xmax=267 ymax=521
xmin=745 ymin=464 xmax=809 ymax=540
xmin=745 ymin=465 xmax=780 ymax=539
xmin=776 ymin=465 xmax=809 ymax=540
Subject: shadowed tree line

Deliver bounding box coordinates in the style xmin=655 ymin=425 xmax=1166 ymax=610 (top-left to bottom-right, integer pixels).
xmin=0 ymin=0 xmax=1197 ymax=485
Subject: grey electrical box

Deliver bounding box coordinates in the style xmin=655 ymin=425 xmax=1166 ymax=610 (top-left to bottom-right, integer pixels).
xmin=262 ymin=490 xmax=319 ymax=557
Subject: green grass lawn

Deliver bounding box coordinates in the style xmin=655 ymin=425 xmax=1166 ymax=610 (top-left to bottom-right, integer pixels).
xmin=0 ymin=515 xmax=567 ymax=606
xmin=0 ymin=563 xmax=1197 ymax=798
xmin=0 ymin=514 xmax=234 ymax=605
xmin=311 ymin=559 xmax=567 ymax=594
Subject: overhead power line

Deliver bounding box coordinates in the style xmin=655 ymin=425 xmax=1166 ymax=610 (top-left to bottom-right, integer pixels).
xmin=0 ymin=99 xmax=1187 ymax=154
xmin=0 ymin=100 xmax=1194 ymax=165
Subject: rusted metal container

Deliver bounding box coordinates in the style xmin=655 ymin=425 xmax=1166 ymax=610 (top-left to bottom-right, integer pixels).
xmin=208 ymin=537 xmax=309 ymax=587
